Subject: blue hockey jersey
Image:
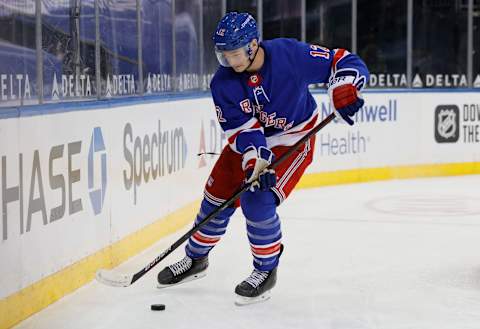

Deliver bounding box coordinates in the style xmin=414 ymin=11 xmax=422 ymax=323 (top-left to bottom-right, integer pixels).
xmin=210 ymin=38 xmax=369 ymax=153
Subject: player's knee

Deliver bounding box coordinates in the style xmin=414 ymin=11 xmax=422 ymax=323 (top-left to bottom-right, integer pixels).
xmin=240 ymin=190 xmax=276 ymax=221
xmin=201 ymin=197 xmax=235 ymax=220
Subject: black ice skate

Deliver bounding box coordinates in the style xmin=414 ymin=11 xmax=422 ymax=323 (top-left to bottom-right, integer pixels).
xmin=234 ymin=268 xmax=278 ymax=305
xmin=157 ymin=255 xmax=208 ymax=289
xmin=234 ymin=244 xmax=283 ymax=306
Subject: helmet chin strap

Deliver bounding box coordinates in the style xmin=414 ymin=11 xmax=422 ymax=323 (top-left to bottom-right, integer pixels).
xmin=242 ymin=45 xmax=260 ymax=73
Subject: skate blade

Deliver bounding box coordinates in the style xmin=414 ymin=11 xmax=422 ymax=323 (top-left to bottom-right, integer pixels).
xmin=234 ymin=290 xmax=271 ymax=306
xmin=156 ymin=271 xmax=207 ymax=289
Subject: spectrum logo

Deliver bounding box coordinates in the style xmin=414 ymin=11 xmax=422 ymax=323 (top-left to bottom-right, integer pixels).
xmin=88 ymin=127 xmax=107 ymax=215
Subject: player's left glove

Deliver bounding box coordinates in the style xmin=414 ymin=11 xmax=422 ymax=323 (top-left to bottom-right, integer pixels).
xmin=242 ymin=146 xmax=276 ymax=192
xmin=328 ymin=69 xmax=365 ymax=126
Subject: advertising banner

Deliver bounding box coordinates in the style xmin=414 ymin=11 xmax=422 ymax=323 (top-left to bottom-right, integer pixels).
xmin=0 ymin=97 xmax=221 ymax=298
xmin=1 ymin=91 xmax=479 ymax=299
xmin=308 ymin=92 xmax=480 ymax=173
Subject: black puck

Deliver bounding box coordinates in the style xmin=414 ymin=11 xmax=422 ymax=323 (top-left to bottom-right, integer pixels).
xmin=150 ymin=304 xmax=166 ymax=311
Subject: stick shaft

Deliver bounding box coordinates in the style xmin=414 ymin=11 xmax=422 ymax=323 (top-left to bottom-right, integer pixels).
xmin=129 ymin=113 xmax=336 ymax=284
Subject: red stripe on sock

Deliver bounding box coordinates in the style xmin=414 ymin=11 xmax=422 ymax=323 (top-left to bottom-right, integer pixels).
xmin=251 ymin=243 xmax=281 ymax=256
xmin=193 ymin=232 xmax=220 ymax=244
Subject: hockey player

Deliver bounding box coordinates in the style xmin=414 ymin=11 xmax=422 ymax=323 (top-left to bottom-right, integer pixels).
xmin=157 ymin=12 xmax=369 ymax=305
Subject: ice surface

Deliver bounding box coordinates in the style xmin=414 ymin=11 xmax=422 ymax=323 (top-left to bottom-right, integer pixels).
xmin=14 ymin=175 xmax=480 ymax=329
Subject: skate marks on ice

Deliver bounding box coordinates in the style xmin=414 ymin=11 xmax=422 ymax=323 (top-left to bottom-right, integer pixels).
xmin=13 ymin=175 xmax=480 ymax=329
xmin=285 ymin=175 xmax=480 ymax=227
xmin=366 ymin=194 xmax=480 ymax=217
xmin=279 ymin=175 xmax=480 ymax=328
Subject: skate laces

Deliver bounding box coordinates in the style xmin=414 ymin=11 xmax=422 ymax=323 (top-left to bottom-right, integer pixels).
xmin=169 ymin=256 xmax=193 ymax=276
xmin=245 ymin=269 xmax=269 ymax=288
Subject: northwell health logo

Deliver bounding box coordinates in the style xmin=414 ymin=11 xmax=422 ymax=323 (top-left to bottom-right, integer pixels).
xmin=88 ymin=127 xmax=107 ymax=215
xmin=435 ymin=105 xmax=460 ymax=143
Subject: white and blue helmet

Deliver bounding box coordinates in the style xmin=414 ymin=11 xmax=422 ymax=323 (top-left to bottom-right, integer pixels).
xmin=213 ymin=12 xmax=259 ymax=67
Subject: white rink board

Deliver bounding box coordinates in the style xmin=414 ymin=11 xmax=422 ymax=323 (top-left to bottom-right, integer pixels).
xmin=0 ymin=91 xmax=479 ymax=299
xmin=309 ymin=92 xmax=480 ymax=172
xmin=0 ymin=98 xmax=222 ymax=298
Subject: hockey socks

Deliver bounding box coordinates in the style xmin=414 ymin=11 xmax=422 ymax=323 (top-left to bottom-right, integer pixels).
xmin=185 ymin=198 xmax=235 ymax=259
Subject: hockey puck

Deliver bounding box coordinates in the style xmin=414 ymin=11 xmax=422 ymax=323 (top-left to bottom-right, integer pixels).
xmin=150 ymin=304 xmax=166 ymax=311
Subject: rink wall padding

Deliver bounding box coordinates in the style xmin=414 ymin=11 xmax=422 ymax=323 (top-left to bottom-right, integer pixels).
xmin=0 ymin=200 xmax=198 ymax=329
xmin=1 ymin=90 xmax=480 ymax=328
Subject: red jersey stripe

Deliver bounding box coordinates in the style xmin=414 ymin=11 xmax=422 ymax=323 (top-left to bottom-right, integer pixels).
xmin=227 ymin=122 xmax=262 ymax=145
xmin=285 ymin=114 xmax=318 ymax=135
xmin=332 ymin=49 xmax=346 ymax=72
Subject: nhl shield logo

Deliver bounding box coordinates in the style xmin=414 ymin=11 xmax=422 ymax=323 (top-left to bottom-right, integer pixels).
xmin=434 ymin=105 xmax=459 ymax=143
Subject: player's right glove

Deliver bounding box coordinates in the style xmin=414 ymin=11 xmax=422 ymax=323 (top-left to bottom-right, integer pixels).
xmin=242 ymin=145 xmax=276 ymax=192
xmin=328 ymin=69 xmax=365 ymax=126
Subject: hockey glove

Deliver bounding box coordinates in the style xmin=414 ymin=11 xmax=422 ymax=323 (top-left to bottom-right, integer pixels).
xmin=242 ymin=146 xmax=276 ymax=192
xmin=328 ymin=69 xmax=365 ymax=126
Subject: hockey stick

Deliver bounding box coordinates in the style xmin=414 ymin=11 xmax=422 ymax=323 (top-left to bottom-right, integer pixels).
xmin=96 ymin=112 xmax=336 ymax=287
